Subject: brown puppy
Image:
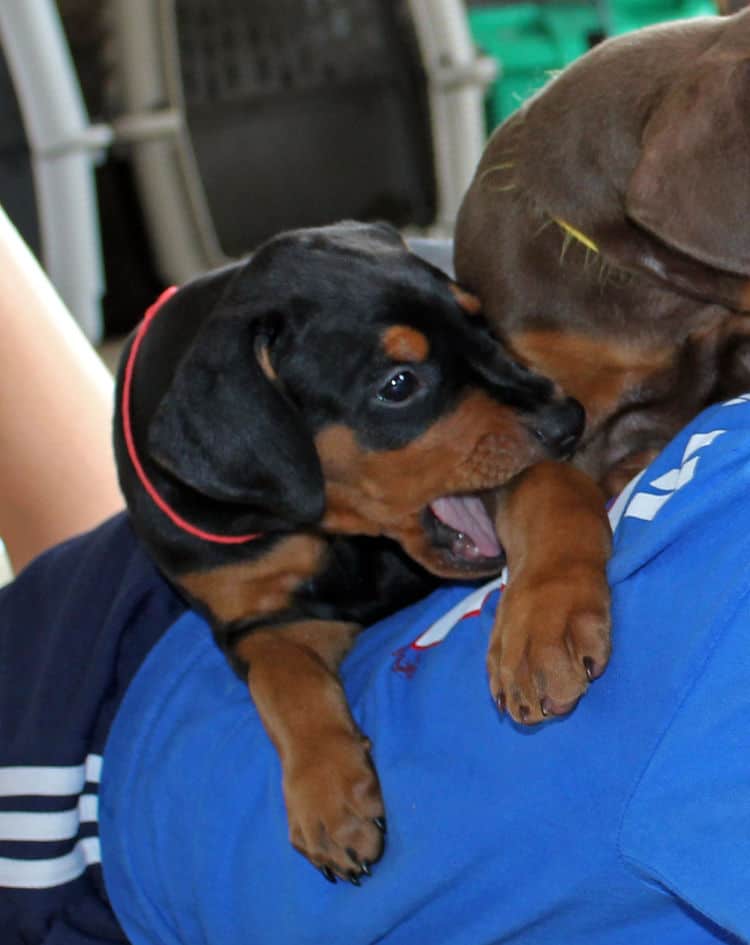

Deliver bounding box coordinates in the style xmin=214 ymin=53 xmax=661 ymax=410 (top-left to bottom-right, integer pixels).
xmin=456 ymin=8 xmax=750 ymax=499
xmin=114 ymin=222 xmax=611 ymax=882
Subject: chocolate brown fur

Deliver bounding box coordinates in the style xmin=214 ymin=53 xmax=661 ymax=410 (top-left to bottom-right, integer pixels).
xmin=456 ymin=8 xmax=750 ymax=493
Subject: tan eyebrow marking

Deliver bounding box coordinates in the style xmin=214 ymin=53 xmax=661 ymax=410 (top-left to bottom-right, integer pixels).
xmin=381 ymin=325 xmax=430 ymax=362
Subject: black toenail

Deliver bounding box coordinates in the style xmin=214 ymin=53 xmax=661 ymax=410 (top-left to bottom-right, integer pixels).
xmin=346 ymin=847 xmax=360 ymax=866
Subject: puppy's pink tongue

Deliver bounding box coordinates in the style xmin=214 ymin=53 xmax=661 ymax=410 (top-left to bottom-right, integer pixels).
xmin=430 ymin=495 xmax=501 ymax=558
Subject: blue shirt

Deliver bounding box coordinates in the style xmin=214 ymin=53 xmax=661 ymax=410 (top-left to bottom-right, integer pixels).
xmin=98 ymin=395 xmax=750 ymax=945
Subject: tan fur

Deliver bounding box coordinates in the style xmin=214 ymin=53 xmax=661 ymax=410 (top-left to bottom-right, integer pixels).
xmin=491 ymin=462 xmax=611 ymax=722
xmin=511 ymin=331 xmax=673 ymax=430
xmin=315 ymin=392 xmax=547 ymax=576
xmin=236 ymin=620 xmax=383 ymax=873
xmin=180 ymin=534 xmax=327 ymax=624
xmin=381 ymin=325 xmax=430 ymax=362
xmin=448 ymin=283 xmax=483 ymax=315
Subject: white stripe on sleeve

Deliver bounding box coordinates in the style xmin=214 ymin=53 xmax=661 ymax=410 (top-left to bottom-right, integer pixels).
xmin=0 ymin=836 xmax=101 ymax=889
xmin=0 ymin=808 xmax=79 ymax=842
xmin=0 ymin=756 xmax=102 ymax=797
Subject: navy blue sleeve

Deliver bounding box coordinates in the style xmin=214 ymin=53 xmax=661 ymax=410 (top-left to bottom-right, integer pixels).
xmin=0 ymin=513 xmax=186 ymax=944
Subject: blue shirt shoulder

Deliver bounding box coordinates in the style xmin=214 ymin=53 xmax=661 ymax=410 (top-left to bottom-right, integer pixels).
xmin=100 ymin=398 xmax=750 ymax=945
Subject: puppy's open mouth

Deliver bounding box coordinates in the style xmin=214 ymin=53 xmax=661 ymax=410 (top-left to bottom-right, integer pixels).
xmin=425 ymin=493 xmax=504 ymax=567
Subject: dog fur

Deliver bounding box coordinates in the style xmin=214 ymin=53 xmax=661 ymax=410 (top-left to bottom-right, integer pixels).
xmin=113 ymin=221 xmax=611 ymax=882
xmin=456 ymin=7 xmax=750 ymax=498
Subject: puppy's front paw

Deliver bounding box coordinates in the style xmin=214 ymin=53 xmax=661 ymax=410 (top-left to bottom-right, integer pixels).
xmin=284 ymin=733 xmax=385 ymax=884
xmin=487 ymin=569 xmax=611 ymax=724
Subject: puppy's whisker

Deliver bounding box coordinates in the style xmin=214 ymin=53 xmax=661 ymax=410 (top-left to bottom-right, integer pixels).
xmin=479 ymin=160 xmax=517 ymax=192
xmin=559 ymin=230 xmax=573 ymax=264
xmin=532 ymin=218 xmax=554 ymax=241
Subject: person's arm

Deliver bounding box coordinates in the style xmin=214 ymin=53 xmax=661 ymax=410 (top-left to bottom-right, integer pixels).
xmin=0 ymin=205 xmax=123 ymax=573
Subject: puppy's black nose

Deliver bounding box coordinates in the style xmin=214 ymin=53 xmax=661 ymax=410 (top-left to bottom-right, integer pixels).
xmin=533 ymin=397 xmax=585 ymax=457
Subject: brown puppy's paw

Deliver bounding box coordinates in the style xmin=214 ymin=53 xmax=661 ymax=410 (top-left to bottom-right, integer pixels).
xmin=487 ymin=570 xmax=611 ymax=725
xmin=284 ymin=733 xmax=385 ymax=884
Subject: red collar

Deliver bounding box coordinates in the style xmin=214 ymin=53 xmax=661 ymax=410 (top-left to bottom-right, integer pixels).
xmin=121 ymin=286 xmax=262 ymax=545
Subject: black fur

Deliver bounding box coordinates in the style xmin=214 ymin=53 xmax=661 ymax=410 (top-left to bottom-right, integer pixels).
xmin=114 ymin=221 xmax=582 ymax=654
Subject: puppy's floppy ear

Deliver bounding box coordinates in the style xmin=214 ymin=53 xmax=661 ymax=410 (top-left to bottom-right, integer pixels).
xmin=626 ymin=59 xmax=750 ymax=279
xmin=146 ymin=313 xmax=325 ymax=528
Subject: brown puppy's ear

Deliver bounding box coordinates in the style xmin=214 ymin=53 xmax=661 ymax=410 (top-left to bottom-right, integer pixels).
xmin=147 ymin=314 xmax=325 ymax=528
xmin=626 ymin=59 xmax=750 ymax=280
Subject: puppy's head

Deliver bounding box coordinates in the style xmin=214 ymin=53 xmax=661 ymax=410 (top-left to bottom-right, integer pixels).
xmin=456 ymin=8 xmax=750 ymax=315
xmin=123 ymin=222 xmax=582 ymax=576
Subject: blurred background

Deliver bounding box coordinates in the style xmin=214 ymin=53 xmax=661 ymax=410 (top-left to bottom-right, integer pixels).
xmin=0 ymin=0 xmax=718 ymax=349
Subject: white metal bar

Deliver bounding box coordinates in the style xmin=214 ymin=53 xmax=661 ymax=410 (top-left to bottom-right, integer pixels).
xmin=0 ymin=0 xmax=107 ymax=340
xmin=405 ymin=0 xmax=494 ymax=231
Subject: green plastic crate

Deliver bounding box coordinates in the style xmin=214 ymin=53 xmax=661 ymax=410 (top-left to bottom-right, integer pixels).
xmin=469 ymin=1 xmax=719 ymax=130
xmin=607 ymin=0 xmax=716 ymax=35
xmin=468 ymin=3 xmax=604 ymax=127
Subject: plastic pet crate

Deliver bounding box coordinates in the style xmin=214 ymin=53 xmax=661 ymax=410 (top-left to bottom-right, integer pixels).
xmin=110 ymin=0 xmax=491 ymax=284
xmin=176 ymin=0 xmax=436 ymax=260
xmin=605 ymin=0 xmax=716 ymax=35
xmin=468 ymin=2 xmax=604 ymax=126
xmin=0 ymin=0 xmax=109 ymax=340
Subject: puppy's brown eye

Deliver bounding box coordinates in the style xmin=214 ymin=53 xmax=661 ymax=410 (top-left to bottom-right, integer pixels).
xmin=377 ymin=369 xmax=420 ymax=404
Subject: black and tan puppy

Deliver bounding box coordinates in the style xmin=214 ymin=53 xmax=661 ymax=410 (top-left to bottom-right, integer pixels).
xmin=114 ymin=222 xmax=610 ymax=882
xmin=456 ymin=7 xmax=750 ymax=498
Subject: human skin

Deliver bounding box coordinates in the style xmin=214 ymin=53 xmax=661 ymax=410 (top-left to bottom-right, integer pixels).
xmin=0 ymin=205 xmax=123 ymax=573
